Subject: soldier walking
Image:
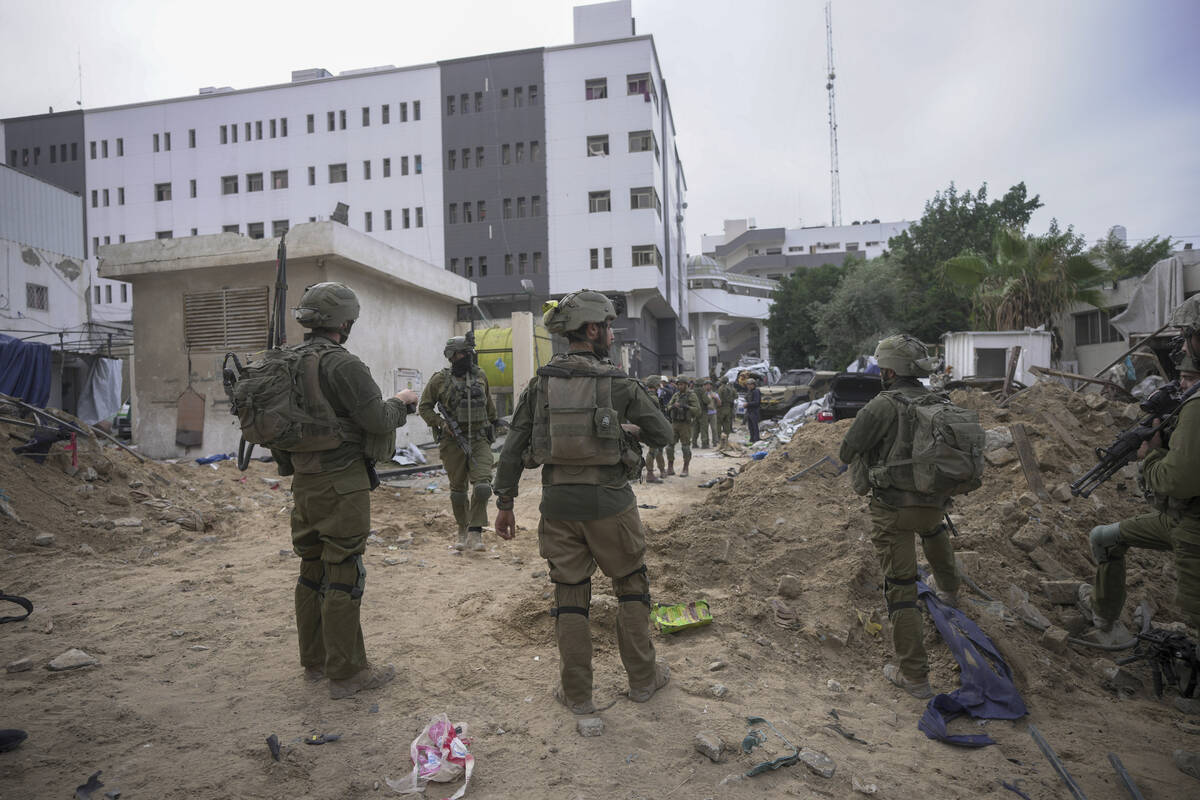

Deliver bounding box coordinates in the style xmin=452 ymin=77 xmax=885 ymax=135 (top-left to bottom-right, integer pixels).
xmin=493 ymin=289 xmax=673 ymax=714
xmin=665 ymin=376 xmax=699 ymax=476
xmin=692 ymin=378 xmax=711 ymax=449
xmin=642 ymin=375 xmax=665 ymax=483
xmin=717 ymin=376 xmax=737 ymax=447
xmin=418 ymin=336 xmax=498 ymax=552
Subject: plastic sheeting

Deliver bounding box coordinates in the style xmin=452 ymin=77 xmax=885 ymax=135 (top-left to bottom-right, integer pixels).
xmin=76 ymin=357 xmax=123 ymax=425
xmin=1109 ymin=256 xmax=1186 ymax=336
xmin=0 ymin=333 xmax=52 ymax=407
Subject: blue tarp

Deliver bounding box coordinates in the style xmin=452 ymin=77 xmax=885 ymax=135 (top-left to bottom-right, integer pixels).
xmin=916 ymin=580 xmax=1028 ymax=747
xmin=0 ymin=333 xmax=52 ymax=408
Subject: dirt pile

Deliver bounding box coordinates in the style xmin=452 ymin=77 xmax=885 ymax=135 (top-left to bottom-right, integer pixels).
xmin=646 ymin=381 xmax=1180 ymax=699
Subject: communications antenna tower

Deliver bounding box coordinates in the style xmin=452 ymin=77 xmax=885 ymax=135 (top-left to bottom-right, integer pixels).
xmin=825 ymin=0 xmax=842 ymax=227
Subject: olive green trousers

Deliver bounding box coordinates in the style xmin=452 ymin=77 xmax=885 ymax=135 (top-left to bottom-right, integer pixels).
xmin=1094 ymin=511 xmax=1200 ymax=628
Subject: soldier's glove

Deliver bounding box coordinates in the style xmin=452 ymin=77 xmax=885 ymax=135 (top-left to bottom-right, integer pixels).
xmin=621 ymin=423 xmax=642 ymax=441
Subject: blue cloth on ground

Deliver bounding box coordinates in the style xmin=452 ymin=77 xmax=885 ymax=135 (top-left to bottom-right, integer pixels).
xmin=0 ymin=333 xmax=52 ymax=408
xmin=916 ymin=580 xmax=1028 ymax=747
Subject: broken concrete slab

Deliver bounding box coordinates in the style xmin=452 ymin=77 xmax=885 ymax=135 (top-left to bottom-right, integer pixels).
xmin=6 ymin=657 xmax=33 ymax=673
xmin=799 ymin=748 xmax=836 ymax=778
xmin=984 ymin=448 xmax=1017 ymax=467
xmin=577 ymin=718 xmax=604 ymax=737
xmin=1011 ymin=522 xmax=1050 ymax=553
xmin=1050 ymin=483 xmax=1073 ymax=503
xmin=1028 ymin=546 xmax=1072 ymax=579
xmin=694 ymin=731 xmax=725 ymax=762
xmin=1040 ymin=626 xmax=1069 ymax=654
xmin=47 ymin=648 xmax=98 ymax=671
xmin=1042 ymin=580 xmax=1082 ymax=605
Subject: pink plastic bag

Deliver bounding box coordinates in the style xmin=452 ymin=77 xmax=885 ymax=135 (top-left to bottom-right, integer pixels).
xmin=386 ymin=713 xmax=474 ymax=799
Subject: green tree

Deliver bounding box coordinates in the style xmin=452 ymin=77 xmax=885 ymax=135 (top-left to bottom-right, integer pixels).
xmin=1087 ymin=227 xmax=1174 ymax=281
xmin=943 ymin=226 xmax=1105 ymax=331
xmin=814 ymin=254 xmax=906 ymax=369
xmin=766 ymin=261 xmax=845 ymax=368
xmin=889 ymin=182 xmax=1044 ymax=340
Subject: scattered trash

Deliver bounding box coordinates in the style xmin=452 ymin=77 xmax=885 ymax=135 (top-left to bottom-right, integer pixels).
xmin=652 ymin=601 xmax=713 ymax=634
xmin=194 ymin=453 xmax=231 ymax=465
xmin=393 ymin=442 xmax=428 ymax=466
xmin=852 ymin=775 xmax=879 ymax=794
xmin=785 ymin=454 xmax=847 ymax=482
xmin=742 ymin=716 xmax=801 ymax=777
xmin=386 ymin=713 xmax=474 ymax=799
xmin=750 ymin=450 xmax=768 ymax=460
xmin=637 ymin=503 xmax=658 ymax=509
xmin=304 ymin=732 xmax=342 ymax=745
xmin=266 ymin=733 xmax=281 ymax=761
xmin=856 ymin=609 xmax=882 ymax=637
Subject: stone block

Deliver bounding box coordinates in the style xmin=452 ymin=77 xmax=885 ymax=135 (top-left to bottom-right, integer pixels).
xmin=1040 ymin=626 xmax=1069 ymax=654
xmin=800 ymin=748 xmax=836 ymax=778
xmin=777 ymin=574 xmax=803 ymax=599
xmin=1029 ymin=546 xmax=1071 ymax=579
xmin=47 ymin=648 xmax=98 ymax=671
xmin=984 ymin=427 xmax=1013 ymax=451
xmin=1018 ymin=492 xmax=1039 ymax=507
xmin=1041 ymin=580 xmax=1081 ymax=605
xmin=5 ymin=658 xmax=32 ymax=673
xmin=694 ymin=731 xmax=725 ymax=762
xmin=985 ymin=448 xmax=1017 ymax=467
xmin=577 ymin=718 xmax=604 ymax=737
xmin=1084 ymin=393 xmax=1108 ymax=410
xmin=33 ymin=533 xmax=55 ymax=547
xmin=1050 ymin=483 xmax=1073 ymax=503
xmin=1011 ymin=522 xmax=1050 ymax=553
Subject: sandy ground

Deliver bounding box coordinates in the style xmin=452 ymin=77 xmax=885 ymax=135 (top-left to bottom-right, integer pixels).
xmin=2 ymin=398 xmax=1199 ymax=799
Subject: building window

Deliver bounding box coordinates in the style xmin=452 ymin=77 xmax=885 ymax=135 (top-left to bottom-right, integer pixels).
xmin=101 ymin=140 xmax=108 ymax=158
xmin=604 ymin=247 xmax=612 ymax=269
xmin=463 ymin=202 xmax=473 ymax=223
xmin=399 ymin=102 xmax=408 ymax=122
xmin=446 ymin=95 xmax=455 ymax=115
xmin=327 ymin=111 xmax=335 ymax=131
xmin=270 ymin=119 xmax=277 ymax=138
xmin=585 ymin=78 xmax=607 ymax=100
xmin=220 ymin=125 xmax=228 ymax=144
xmin=183 ymin=286 xmax=270 ymax=351
xmin=116 ymin=138 xmax=124 ymax=156
xmin=364 ymin=211 xmax=373 ymax=232
xmin=363 ymin=160 xmax=371 ymax=180
xmin=339 ymin=109 xmax=346 ymax=129
xmin=448 ymin=203 xmax=458 ymax=224
xmin=329 ymin=163 xmax=347 ymax=183
xmin=415 ymin=207 xmax=423 ymax=227
xmin=93 ymin=286 xmax=100 ymax=304
xmin=630 ymin=186 xmax=660 ymax=216
xmin=362 ymin=106 xmax=370 ymax=126
xmin=476 ymin=146 xmax=485 ymax=167
xmin=231 ymin=123 xmax=238 ymax=143
xmin=590 ymin=248 xmax=599 ymax=270
xmin=381 ymin=104 xmax=390 ymax=124
xmin=271 ymin=169 xmax=288 ymax=189
xmin=531 ymin=195 xmax=542 ymax=216
xmin=282 ymin=117 xmax=289 ymax=136
xmin=402 ymin=208 xmax=411 ymax=229
xmin=384 ymin=209 xmax=392 ymax=230
xmin=503 ymin=199 xmax=512 ymax=219
xmin=518 ymin=253 xmax=528 ymax=274
xmin=628 ymin=72 xmax=655 ymax=102
xmin=515 ymin=142 xmax=525 ymax=163
xmin=462 ymin=148 xmax=471 ymax=169
xmin=531 ymin=140 xmax=540 ymax=161
xmin=477 ymin=201 xmax=486 ymax=221
xmin=71 ymin=143 xmax=77 ymax=160
xmin=504 ymin=254 xmax=514 ymax=275
xmin=632 ymin=244 xmax=661 ymax=269
xmin=414 ymin=155 xmax=422 ymax=174
xmin=189 ymin=179 xmax=196 ymax=198
xmin=307 ymin=113 xmax=315 ymax=133
xmin=517 ymin=197 xmax=527 ymax=218
xmin=1075 ymin=307 xmax=1127 ymax=346
xmin=152 ymin=134 xmax=160 ymax=152
xmin=120 ymin=284 xmax=128 ymax=302
xmin=450 ymin=258 xmax=458 ymax=274
xmin=588 ymin=191 xmax=611 ymax=213
xmin=272 ymin=220 xmax=289 ymax=237
xmin=26 ymin=283 xmax=48 ymax=311
xmin=465 ymin=257 xmax=474 ymax=277
xmin=90 ymin=141 xmax=97 ymax=159
xmin=413 ymin=100 xmax=420 ymax=120
xmin=501 ymin=144 xmax=511 ymax=165
xmin=246 ymin=172 xmax=264 ymax=192
xmin=474 ymin=91 xmax=483 ymax=112
xmin=479 ymin=256 xmax=488 ymax=277
xmin=587 ymin=134 xmax=609 ymax=156
xmin=500 ymin=88 xmax=510 ymax=108
xmin=165 ymin=132 xmax=173 ymax=150
xmin=118 ymin=187 xmax=125 ymax=205
xmin=514 ymin=86 xmax=524 ymax=107
xmin=91 ymin=190 xmax=97 ymax=208
xmin=533 ymin=252 xmax=543 ymax=274
xmin=102 ymin=189 xmax=109 ymax=206
xmin=308 ymin=166 xmax=316 ymax=185
xmin=222 ymin=175 xmax=238 ymax=195
xmin=629 ymin=129 xmax=658 ymax=160
xmin=189 ymin=128 xmax=196 ymax=148
xmin=106 ymin=284 xmax=114 ymax=302
xmin=92 ymin=236 xmax=99 ymax=254
xmin=156 ymin=230 xmax=173 ymax=240
xmin=529 ymin=84 xmax=539 ymax=105
xmin=155 ymin=182 xmax=172 ymax=202
xmin=254 ymin=121 xmax=261 ymax=140
xmin=223 ymin=224 xmax=239 ymax=233
xmin=247 ymin=222 xmax=264 ymax=239
xmin=401 ymin=156 xmax=409 ymax=176
xmin=460 ymin=93 xmax=469 ymax=113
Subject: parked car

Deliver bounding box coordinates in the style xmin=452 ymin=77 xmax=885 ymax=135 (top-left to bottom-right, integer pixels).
xmin=759 ymin=369 xmax=838 ymax=418
xmin=817 ymin=373 xmax=883 ymax=422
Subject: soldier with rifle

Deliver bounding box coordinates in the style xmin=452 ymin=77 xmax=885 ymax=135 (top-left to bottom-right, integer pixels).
xmin=419 ymin=335 xmax=498 ymax=552
xmin=1079 ymin=297 xmax=1200 ymax=648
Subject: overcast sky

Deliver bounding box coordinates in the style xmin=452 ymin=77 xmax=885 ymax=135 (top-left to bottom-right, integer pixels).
xmin=2 ymin=0 xmax=1197 ymax=254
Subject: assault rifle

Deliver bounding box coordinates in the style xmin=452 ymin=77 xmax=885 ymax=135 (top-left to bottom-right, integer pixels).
xmin=1070 ymin=380 xmax=1199 ymax=498
xmin=436 ymin=400 xmax=474 ymax=467
xmin=1116 ymin=627 xmax=1199 ymax=698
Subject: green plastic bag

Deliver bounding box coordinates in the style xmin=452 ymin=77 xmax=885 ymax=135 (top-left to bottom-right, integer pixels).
xmin=652 ymin=600 xmax=713 ymax=633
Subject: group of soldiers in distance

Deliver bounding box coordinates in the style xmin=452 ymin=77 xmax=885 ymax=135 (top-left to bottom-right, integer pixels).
xmin=639 ymin=373 xmax=743 ymax=482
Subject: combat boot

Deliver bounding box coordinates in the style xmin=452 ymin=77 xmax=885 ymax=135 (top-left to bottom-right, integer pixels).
xmin=466 ymin=527 xmax=485 ymax=552
xmin=454 ymin=527 xmax=469 ymax=551
xmin=883 ymin=664 xmax=933 ymax=699
xmin=665 ymin=460 xmax=675 ymax=476
xmin=645 ymin=468 xmax=662 ymax=484
xmin=629 ymin=660 xmax=671 ymax=703
xmin=680 ymin=457 xmax=690 ymax=477
xmin=329 ymin=663 xmax=396 ymax=699
xmin=1077 ymin=584 xmax=1115 ymax=632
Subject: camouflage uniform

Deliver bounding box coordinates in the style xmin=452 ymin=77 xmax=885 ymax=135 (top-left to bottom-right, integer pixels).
xmin=665 ymin=381 xmax=700 ymax=476
xmin=692 ymin=383 xmax=711 ymax=448
xmin=717 ymin=378 xmax=737 ymax=445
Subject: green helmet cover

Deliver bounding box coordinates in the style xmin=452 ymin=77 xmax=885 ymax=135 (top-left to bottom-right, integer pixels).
xmin=1179 ymin=350 xmax=1200 ymax=375
xmin=293 ymin=282 xmax=360 ymax=329
xmin=875 ymin=334 xmax=938 ymax=376
xmin=1169 ymin=295 xmax=1200 ymax=333
xmin=444 ymin=336 xmax=473 ymax=361
xmin=542 ymin=289 xmax=616 ymax=335
xmin=644 ymin=375 xmax=662 ymax=388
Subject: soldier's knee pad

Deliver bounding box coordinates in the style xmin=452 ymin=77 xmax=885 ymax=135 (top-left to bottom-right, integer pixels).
xmin=613 ymin=564 xmax=651 ymax=607
xmin=471 ymin=483 xmax=492 ymax=503
xmin=1089 ymin=523 xmax=1123 ymax=564
xmin=552 ymin=578 xmax=591 ymax=619
xmin=326 ymin=554 xmax=366 ymax=600
xmin=297 ymin=558 xmax=325 ymax=594
xmin=883 ymin=574 xmax=919 ymax=617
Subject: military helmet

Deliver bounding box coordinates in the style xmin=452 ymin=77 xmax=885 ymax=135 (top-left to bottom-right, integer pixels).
xmin=542 ymin=289 xmax=616 ymax=335
xmin=644 ymin=374 xmax=662 ymax=388
xmin=674 ymin=376 xmax=689 ymax=385
xmin=293 ymin=282 xmax=360 ymax=328
xmin=875 ymin=334 xmax=938 ymax=376
xmin=1169 ymin=296 xmax=1200 ymax=334
xmin=444 ymin=336 xmax=473 ymax=361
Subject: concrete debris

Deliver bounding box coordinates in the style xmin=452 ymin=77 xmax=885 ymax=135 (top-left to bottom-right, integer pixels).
xmin=577 ymin=718 xmax=604 ymax=737
xmin=799 ymin=747 xmax=836 ymax=778
xmin=984 ymin=448 xmax=1017 ymax=467
xmin=1028 ymin=546 xmax=1071 ymax=579
xmin=984 ymin=427 xmax=1013 ymax=451
xmin=1011 ymin=522 xmax=1050 ymax=553
xmin=1041 ymin=580 xmax=1081 ymax=605
xmin=852 ymin=776 xmax=879 ymax=794
xmin=33 ymin=533 xmax=55 ymax=547
xmin=707 ymin=661 xmax=727 ymax=672
xmin=693 ymin=731 xmax=725 ymax=762
xmin=1093 ymin=659 xmax=1143 ymax=695
xmin=709 ymin=683 xmax=729 ymax=699
xmin=105 ymin=491 xmax=130 ymax=507
xmin=777 ymin=574 xmax=803 ymax=599
xmin=1039 ymin=626 xmax=1069 ymax=654
xmin=955 ymin=550 xmax=980 ymax=578
xmin=47 ymin=648 xmax=98 ymax=671
xmin=1084 ymin=393 xmax=1108 ymax=410
xmin=6 ymin=657 xmax=33 ymax=673
xmin=1049 ymin=483 xmax=1073 ymax=503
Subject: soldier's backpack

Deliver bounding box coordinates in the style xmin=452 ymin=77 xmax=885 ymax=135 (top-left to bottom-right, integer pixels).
xmin=877 ymin=391 xmax=985 ymax=496
xmin=223 ymin=341 xmax=346 ymax=452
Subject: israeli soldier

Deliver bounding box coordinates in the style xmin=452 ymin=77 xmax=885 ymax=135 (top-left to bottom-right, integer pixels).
xmin=493 ymin=290 xmax=673 ymax=714
xmin=419 ymin=337 xmax=498 ymax=551
xmin=665 ymin=377 xmax=700 ymax=476
xmin=1081 ymin=297 xmax=1200 ymax=642
xmin=717 ymin=376 xmax=737 ymax=447
xmin=838 ymin=334 xmax=960 ymax=700
xmin=274 ymin=282 xmax=418 ymax=699
xmin=642 ymin=375 xmax=665 ymax=483
xmin=692 ymin=379 xmax=712 ymax=449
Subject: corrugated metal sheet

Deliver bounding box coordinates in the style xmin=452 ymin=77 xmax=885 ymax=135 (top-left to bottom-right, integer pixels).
xmin=0 ymin=165 xmax=84 ymax=257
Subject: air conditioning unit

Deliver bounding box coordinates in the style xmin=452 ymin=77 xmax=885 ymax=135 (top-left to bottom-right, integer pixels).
xmin=588 ymin=143 xmax=607 ymax=156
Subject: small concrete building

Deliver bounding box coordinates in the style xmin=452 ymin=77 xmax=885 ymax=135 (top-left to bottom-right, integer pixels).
xmin=941 ymin=329 xmax=1054 ymax=386
xmin=100 ymin=222 xmax=474 ymax=459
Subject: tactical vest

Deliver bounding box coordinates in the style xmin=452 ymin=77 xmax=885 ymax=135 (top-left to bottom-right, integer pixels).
xmin=528 ymin=354 xmax=629 ymax=486
xmin=1143 ymin=394 xmax=1200 ymax=519
xmin=444 ymin=368 xmax=491 ymax=430
xmin=667 ymin=394 xmax=691 ymax=422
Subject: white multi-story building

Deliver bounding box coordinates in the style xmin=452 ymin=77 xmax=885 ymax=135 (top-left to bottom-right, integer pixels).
xmin=0 ymin=0 xmax=688 ymax=376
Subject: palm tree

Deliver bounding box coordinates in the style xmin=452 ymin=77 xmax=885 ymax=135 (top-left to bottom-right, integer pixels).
xmin=942 ymin=228 xmax=1106 ymax=331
